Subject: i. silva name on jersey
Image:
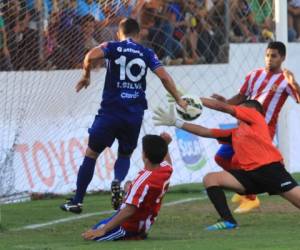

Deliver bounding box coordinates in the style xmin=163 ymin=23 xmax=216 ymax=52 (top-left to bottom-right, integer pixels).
xmin=117 ymin=81 xmax=142 ymax=90
xmin=117 ymin=81 xmax=143 ymax=99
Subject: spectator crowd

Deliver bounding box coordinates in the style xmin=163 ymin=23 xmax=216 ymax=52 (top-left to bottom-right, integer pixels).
xmin=0 ymin=0 xmax=297 ymax=71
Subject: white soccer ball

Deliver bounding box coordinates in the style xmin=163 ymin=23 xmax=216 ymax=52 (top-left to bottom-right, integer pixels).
xmin=176 ymin=95 xmax=203 ymax=121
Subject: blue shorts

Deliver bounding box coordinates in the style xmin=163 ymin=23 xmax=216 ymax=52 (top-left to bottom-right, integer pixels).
xmin=88 ymin=112 xmax=143 ymax=154
xmin=91 ymin=213 xmax=144 ymax=241
xmin=216 ymin=123 xmax=236 ymax=160
xmin=92 ymin=215 xmax=126 ymax=241
xmin=216 ymin=144 xmax=235 ymax=160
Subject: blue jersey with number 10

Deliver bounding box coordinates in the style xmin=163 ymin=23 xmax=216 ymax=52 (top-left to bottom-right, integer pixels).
xmin=98 ymin=38 xmax=162 ymax=115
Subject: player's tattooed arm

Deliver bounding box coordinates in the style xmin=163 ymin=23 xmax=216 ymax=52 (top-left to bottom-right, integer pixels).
xmin=154 ymin=67 xmax=188 ymax=110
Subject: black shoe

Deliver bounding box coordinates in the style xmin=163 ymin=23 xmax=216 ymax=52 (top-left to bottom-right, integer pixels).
xmin=60 ymin=198 xmax=83 ymax=214
xmin=111 ymin=180 xmax=123 ymax=210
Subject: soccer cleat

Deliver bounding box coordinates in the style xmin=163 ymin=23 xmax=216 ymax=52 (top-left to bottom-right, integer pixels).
xmin=206 ymin=220 xmax=238 ymax=231
xmin=60 ymin=198 xmax=83 ymax=214
xmin=231 ymin=193 xmax=243 ymax=204
xmin=234 ymin=196 xmax=260 ymax=214
xmin=111 ymin=180 xmax=123 ymax=210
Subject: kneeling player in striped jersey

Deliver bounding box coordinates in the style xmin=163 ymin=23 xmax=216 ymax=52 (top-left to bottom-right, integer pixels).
xmin=153 ymin=98 xmax=300 ymax=230
xmin=82 ymin=133 xmax=173 ymax=241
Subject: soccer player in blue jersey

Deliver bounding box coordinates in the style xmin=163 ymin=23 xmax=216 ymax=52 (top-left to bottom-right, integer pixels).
xmin=60 ymin=18 xmax=186 ymax=213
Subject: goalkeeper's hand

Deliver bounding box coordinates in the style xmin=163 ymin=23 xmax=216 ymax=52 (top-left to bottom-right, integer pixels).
xmin=153 ymin=104 xmax=184 ymax=128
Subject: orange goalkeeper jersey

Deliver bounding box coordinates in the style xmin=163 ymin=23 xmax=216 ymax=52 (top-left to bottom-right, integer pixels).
xmin=211 ymin=106 xmax=283 ymax=171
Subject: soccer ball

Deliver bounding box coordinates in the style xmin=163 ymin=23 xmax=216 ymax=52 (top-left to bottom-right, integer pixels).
xmin=176 ymin=95 xmax=203 ymax=121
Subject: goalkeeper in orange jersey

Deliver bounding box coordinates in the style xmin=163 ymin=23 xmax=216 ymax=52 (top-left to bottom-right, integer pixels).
xmin=211 ymin=41 xmax=300 ymax=213
xmin=153 ymin=97 xmax=300 ymax=230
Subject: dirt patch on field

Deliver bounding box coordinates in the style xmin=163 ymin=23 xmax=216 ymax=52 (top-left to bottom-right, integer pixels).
xmin=164 ymin=197 xmax=299 ymax=215
xmin=257 ymin=200 xmax=298 ymax=213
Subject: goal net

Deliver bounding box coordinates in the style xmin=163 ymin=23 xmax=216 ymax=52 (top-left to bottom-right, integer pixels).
xmin=1 ymin=0 xmax=294 ymax=200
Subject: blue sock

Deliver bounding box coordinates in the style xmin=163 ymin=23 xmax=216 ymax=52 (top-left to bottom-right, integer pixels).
xmin=114 ymin=156 xmax=130 ymax=182
xmin=73 ymin=156 xmax=96 ymax=204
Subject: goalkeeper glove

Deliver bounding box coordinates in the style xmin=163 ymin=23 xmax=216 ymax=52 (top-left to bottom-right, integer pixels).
xmin=153 ymin=104 xmax=184 ymax=128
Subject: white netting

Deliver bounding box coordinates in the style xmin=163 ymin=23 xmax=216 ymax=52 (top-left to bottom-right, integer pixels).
xmin=0 ymin=0 xmax=283 ymax=198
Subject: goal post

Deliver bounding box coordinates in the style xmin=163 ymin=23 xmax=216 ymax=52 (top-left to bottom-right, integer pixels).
xmin=274 ymin=0 xmax=290 ymax=171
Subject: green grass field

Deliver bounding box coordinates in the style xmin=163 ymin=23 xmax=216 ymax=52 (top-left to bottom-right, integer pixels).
xmin=1 ymin=182 xmax=300 ymax=250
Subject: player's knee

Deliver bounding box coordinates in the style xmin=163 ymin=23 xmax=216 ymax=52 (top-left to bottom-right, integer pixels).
xmin=203 ymin=173 xmax=219 ymax=188
xmin=88 ymin=135 xmax=106 ymax=156
xmin=214 ymin=154 xmax=221 ymax=164
xmin=118 ymin=148 xmax=134 ymax=158
xmin=86 ymin=147 xmax=100 ymax=159
xmin=118 ymin=152 xmax=132 ymax=158
xmin=215 ymin=154 xmax=232 ymax=171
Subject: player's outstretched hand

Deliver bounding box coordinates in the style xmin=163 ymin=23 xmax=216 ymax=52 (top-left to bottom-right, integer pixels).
xmin=82 ymin=228 xmax=105 ymax=240
xmin=76 ymin=77 xmax=90 ymax=92
xmin=160 ymin=132 xmax=172 ymax=145
xmin=211 ymin=93 xmax=226 ymax=103
xmin=153 ymin=104 xmax=177 ymax=126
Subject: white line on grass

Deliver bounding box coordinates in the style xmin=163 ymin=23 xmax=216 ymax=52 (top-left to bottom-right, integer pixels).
xmin=13 ymin=196 xmax=206 ymax=231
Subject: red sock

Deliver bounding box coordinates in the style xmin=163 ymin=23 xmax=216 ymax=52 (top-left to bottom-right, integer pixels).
xmin=215 ymin=155 xmax=233 ymax=171
xmin=246 ymin=194 xmax=256 ymax=200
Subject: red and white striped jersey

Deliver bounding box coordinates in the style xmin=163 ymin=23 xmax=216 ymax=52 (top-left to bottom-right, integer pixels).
xmin=239 ymin=68 xmax=300 ymax=138
xmin=121 ymin=161 xmax=173 ymax=234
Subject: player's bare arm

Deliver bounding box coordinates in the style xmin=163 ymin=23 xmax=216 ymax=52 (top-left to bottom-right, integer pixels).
xmin=200 ymin=97 xmax=236 ymax=116
xmin=211 ymin=93 xmax=247 ymax=105
xmin=76 ymin=47 xmax=105 ymax=93
xmin=82 ymin=204 xmax=136 ymax=240
xmin=160 ymin=132 xmax=173 ymax=165
xmin=226 ymin=94 xmax=247 ymax=105
xmin=181 ymin=123 xmax=215 ymax=138
xmin=154 ymin=67 xmax=188 ymax=110
xmin=283 ymin=69 xmax=300 ymax=103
